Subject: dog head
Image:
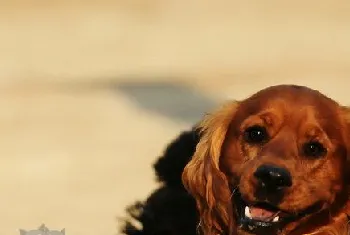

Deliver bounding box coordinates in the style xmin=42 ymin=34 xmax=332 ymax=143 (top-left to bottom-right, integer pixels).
xmin=182 ymin=85 xmax=350 ymax=235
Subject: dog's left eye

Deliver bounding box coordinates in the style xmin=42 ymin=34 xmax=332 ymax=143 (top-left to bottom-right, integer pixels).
xmin=303 ymin=141 xmax=327 ymax=158
xmin=243 ymin=125 xmax=269 ymax=144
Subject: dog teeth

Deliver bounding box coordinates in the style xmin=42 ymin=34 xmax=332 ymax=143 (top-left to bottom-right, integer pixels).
xmin=272 ymin=216 xmax=279 ymax=222
xmin=244 ymin=206 xmax=252 ymax=218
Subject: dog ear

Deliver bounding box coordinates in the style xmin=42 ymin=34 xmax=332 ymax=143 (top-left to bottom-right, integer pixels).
xmin=341 ymin=106 xmax=350 ymax=176
xmin=182 ymin=101 xmax=239 ymax=235
xmin=339 ymin=106 xmax=350 ymax=222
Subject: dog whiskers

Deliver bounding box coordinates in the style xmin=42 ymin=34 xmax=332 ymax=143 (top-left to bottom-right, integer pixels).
xmin=229 ymin=187 xmax=238 ymax=199
xmin=196 ymin=220 xmax=202 ymax=235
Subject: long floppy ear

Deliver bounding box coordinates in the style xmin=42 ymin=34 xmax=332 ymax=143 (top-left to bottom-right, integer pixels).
xmin=333 ymin=106 xmax=350 ymax=233
xmin=182 ymin=101 xmax=239 ymax=235
xmin=341 ymin=106 xmax=350 ymax=186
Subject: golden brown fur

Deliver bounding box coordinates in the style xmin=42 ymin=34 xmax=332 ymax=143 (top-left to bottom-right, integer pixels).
xmin=182 ymin=85 xmax=350 ymax=235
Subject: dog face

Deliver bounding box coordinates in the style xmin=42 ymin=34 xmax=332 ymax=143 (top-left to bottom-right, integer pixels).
xmin=183 ymin=85 xmax=350 ymax=235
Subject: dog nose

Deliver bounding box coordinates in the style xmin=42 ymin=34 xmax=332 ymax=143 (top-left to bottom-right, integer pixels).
xmin=254 ymin=164 xmax=292 ymax=190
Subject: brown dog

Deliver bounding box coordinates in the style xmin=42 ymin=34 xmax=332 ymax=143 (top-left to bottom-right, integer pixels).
xmin=182 ymin=85 xmax=350 ymax=235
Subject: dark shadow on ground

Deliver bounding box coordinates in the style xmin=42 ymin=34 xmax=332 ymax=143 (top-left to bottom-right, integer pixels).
xmin=114 ymin=81 xmax=220 ymax=124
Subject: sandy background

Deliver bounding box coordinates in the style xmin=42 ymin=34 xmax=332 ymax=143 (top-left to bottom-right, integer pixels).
xmin=1 ymin=1 xmax=350 ymax=234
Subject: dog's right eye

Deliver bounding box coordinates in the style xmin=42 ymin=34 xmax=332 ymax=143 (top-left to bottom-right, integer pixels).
xmin=243 ymin=125 xmax=269 ymax=144
xmin=303 ymin=141 xmax=327 ymax=158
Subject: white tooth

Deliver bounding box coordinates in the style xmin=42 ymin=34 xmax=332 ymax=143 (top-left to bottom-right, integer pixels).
xmin=273 ymin=216 xmax=279 ymax=222
xmin=244 ymin=206 xmax=251 ymax=218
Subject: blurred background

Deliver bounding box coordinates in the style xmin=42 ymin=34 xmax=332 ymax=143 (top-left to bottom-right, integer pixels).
xmin=1 ymin=1 xmax=350 ymax=234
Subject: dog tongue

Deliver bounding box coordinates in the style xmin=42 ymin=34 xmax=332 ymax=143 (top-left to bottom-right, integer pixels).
xmin=250 ymin=206 xmax=275 ymax=220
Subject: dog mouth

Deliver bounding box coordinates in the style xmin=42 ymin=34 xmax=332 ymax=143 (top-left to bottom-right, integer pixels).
xmin=237 ymin=201 xmax=292 ymax=233
xmin=244 ymin=203 xmax=285 ymax=223
xmin=233 ymin=191 xmax=322 ymax=234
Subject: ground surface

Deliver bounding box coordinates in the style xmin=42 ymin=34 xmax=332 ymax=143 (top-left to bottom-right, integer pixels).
xmin=1 ymin=1 xmax=350 ymax=235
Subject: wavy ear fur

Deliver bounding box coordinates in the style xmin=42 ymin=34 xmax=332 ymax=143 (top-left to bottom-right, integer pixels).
xmin=340 ymin=106 xmax=350 ymax=215
xmin=182 ymin=101 xmax=239 ymax=235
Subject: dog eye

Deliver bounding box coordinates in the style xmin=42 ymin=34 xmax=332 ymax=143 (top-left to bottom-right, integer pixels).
xmin=243 ymin=125 xmax=268 ymax=144
xmin=303 ymin=141 xmax=327 ymax=157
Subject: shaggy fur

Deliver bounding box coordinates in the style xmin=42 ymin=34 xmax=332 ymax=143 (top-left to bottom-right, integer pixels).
xmin=183 ymin=85 xmax=350 ymax=235
xmin=121 ymin=84 xmax=350 ymax=235
xmin=120 ymin=129 xmax=199 ymax=235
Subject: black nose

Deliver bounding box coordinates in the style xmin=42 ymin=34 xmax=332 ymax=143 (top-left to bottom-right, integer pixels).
xmin=254 ymin=164 xmax=292 ymax=190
